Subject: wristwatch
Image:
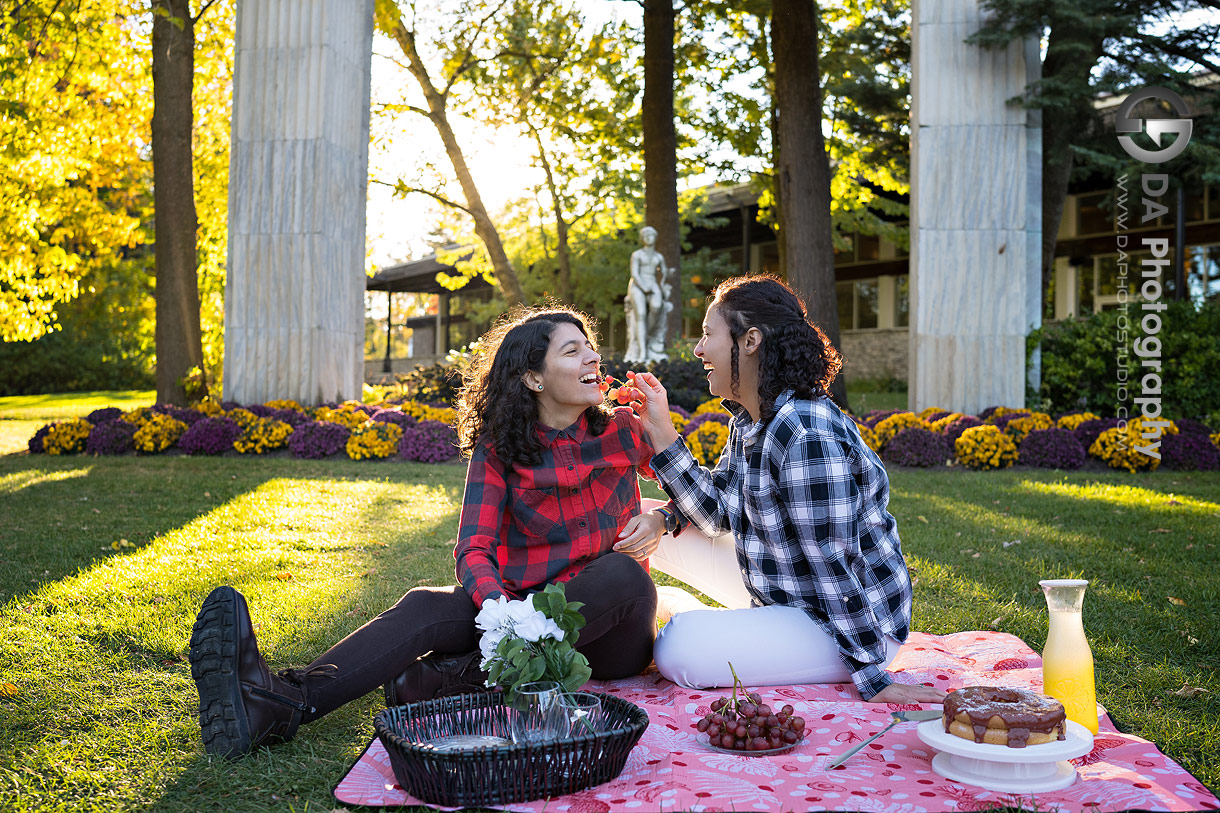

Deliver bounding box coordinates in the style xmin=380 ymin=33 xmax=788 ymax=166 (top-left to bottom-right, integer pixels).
xmin=655 ymin=505 xmax=679 ymax=535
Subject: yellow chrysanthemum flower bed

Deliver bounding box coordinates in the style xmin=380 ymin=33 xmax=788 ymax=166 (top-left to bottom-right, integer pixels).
xmin=346 ymin=422 xmax=403 ymax=460
xmin=398 ymin=401 xmax=457 ymax=424
xmin=954 ymin=425 xmax=1018 ymax=470
xmin=134 ymin=413 xmax=188 ymax=454
xmin=918 ymin=406 xmax=947 ymax=419
xmin=1006 ymin=412 xmax=1054 ymax=443
xmin=121 ymin=407 xmax=154 ymax=426
xmin=226 ymin=408 xmax=261 ymax=429
xmin=315 ymin=405 xmax=370 ymax=431
xmin=688 ymin=421 xmax=730 ymax=466
xmin=929 ymin=413 xmax=967 ymax=433
xmin=1088 ymin=418 xmax=1178 ymax=473
xmin=234 ymin=418 xmax=294 ymax=454
xmin=44 ymin=419 xmax=92 ymax=455
xmin=1211 ymin=431 xmax=1220 ymax=449
xmin=694 ymin=399 xmax=730 ymax=416
xmin=985 ymin=407 xmax=1029 ymax=424
xmin=1056 ymin=412 xmax=1100 ymax=431
xmin=192 ymin=399 xmax=226 ymax=417
xmin=873 ymin=413 xmax=930 ymax=449
xmin=264 ymin=399 xmax=305 ymax=413
xmin=854 ymin=421 xmax=881 ymax=453
xmin=670 ymin=411 xmax=687 ymax=433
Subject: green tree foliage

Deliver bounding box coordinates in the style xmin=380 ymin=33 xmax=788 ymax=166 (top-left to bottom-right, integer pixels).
xmin=0 ymin=1 xmax=151 ymax=342
xmin=968 ymin=0 xmax=1220 ymax=294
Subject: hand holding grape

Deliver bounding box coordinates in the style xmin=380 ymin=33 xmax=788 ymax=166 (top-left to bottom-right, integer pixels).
xmin=623 ymin=371 xmax=681 ymax=451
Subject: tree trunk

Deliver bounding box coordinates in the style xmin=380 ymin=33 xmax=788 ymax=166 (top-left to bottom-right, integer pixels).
xmin=643 ymin=0 xmax=681 ymax=346
xmin=384 ymin=12 xmax=526 ymax=308
xmin=1039 ymin=28 xmax=1106 ymax=305
xmin=151 ymin=0 xmax=206 ymax=406
xmin=770 ymin=0 xmax=847 ymax=408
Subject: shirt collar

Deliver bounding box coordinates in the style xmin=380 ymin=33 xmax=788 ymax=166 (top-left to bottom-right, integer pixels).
xmin=729 ymin=390 xmax=796 ymax=445
xmin=536 ymin=411 xmax=590 ymax=446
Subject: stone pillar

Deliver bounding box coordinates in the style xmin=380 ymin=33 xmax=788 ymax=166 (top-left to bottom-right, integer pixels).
xmin=223 ymin=0 xmax=374 ymax=404
xmin=909 ymin=0 xmax=1041 ymax=414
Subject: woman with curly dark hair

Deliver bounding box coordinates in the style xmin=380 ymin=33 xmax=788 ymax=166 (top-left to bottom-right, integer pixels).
xmin=632 ymin=275 xmax=945 ymax=706
xmin=188 ymin=306 xmax=671 ymax=759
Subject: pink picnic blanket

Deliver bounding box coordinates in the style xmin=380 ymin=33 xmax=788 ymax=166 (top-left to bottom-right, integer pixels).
xmin=333 ymin=631 xmax=1218 ymax=812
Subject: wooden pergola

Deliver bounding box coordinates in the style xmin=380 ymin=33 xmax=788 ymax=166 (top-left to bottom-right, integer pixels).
xmin=366 ymin=254 xmax=493 ymax=373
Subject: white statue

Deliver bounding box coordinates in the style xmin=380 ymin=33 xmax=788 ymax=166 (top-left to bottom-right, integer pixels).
xmin=624 ymin=225 xmax=673 ymax=364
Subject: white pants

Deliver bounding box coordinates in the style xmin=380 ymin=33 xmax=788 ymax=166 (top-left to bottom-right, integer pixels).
xmin=644 ymin=498 xmax=901 ymax=689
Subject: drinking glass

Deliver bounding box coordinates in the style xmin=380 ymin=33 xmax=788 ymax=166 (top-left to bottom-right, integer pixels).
xmin=558 ymin=691 xmax=602 ymax=736
xmin=510 ymin=681 xmax=563 ymax=744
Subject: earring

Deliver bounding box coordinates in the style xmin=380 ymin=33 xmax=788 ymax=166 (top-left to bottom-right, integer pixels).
xmin=537 ymin=384 xmax=544 ymax=391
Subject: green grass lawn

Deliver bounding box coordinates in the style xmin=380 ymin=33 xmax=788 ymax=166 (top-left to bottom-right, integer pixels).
xmin=0 ymin=390 xmax=156 ymax=421
xmin=0 ymin=395 xmax=1217 ymax=810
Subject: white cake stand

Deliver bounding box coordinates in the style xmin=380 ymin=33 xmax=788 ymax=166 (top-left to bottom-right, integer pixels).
xmin=917 ymin=720 xmax=1094 ymax=793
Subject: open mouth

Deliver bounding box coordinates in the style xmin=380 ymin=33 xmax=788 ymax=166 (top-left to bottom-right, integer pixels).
xmin=580 ymin=372 xmax=599 ymax=386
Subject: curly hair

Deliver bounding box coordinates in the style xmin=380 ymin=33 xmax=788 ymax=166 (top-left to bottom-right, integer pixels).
xmin=455 ymin=307 xmax=612 ymax=467
xmin=710 ymin=274 xmax=843 ymax=421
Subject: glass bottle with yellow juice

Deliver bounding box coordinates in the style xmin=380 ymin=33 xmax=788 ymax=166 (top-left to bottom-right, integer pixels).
xmin=1040 ymin=578 xmax=1099 ymax=734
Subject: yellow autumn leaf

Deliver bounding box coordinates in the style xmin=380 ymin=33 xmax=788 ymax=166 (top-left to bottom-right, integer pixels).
xmin=1167 ymin=596 xmax=1187 ymax=606
xmin=0 ymin=682 xmax=19 ymax=698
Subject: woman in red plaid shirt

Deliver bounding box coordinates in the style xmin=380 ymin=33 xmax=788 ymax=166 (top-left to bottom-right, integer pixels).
xmin=189 ymin=307 xmax=672 ymax=759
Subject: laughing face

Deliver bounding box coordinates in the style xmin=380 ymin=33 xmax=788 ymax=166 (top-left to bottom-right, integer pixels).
xmin=525 ymin=322 xmax=604 ymax=428
xmin=693 ymin=304 xmax=737 ymax=400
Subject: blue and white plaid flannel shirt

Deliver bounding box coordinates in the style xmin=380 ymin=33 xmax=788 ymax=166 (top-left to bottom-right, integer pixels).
xmin=651 ymin=390 xmax=912 ymax=699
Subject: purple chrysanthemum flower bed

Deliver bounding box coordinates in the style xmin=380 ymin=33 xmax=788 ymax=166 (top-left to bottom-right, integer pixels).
xmin=221 ymin=400 xmax=242 ymax=411
xmin=1074 ymin=418 xmax=1122 ymax=451
xmin=1018 ymin=428 xmax=1086 ymax=470
xmin=179 ymin=417 xmax=243 ymax=455
xmin=943 ymin=415 xmax=985 ymax=445
xmin=152 ymin=403 xmax=204 ymax=425
xmin=86 ymin=407 xmax=123 ymax=424
xmin=1160 ymin=433 xmax=1220 ymax=471
xmin=246 ymin=404 xmax=274 ymax=418
xmin=863 ymin=409 xmax=904 ymax=429
xmin=288 ymin=421 xmax=350 ymax=459
xmin=86 ymin=419 xmax=138 ymax=455
xmin=979 ymin=406 xmax=1002 ymax=421
xmin=28 ymin=423 xmax=53 ymax=454
xmin=989 ymin=411 xmax=1030 ymax=432
xmin=669 ymin=404 xmax=692 ymax=420
xmin=399 ymin=419 xmax=459 ymax=463
xmin=1175 ymin=418 xmax=1214 ymax=437
xmin=882 ymin=427 xmax=951 ymax=468
xmin=922 ymin=410 xmax=951 ymax=425
xmin=681 ymin=412 xmax=731 ymax=437
xmin=270 ymin=407 xmax=310 ymax=427
xmin=372 ymin=408 xmax=417 ymax=428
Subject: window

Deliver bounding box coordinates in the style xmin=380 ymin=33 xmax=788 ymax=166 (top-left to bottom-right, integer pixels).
xmin=836 ymin=279 xmax=880 ymax=329
xmin=1187 ymin=244 xmax=1220 ymax=304
xmin=896 ymin=275 xmax=910 ymax=328
xmin=1077 ymin=192 xmax=1112 ymax=235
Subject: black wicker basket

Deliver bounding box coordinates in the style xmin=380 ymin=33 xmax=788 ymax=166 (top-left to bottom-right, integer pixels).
xmin=373 ymin=691 xmax=648 ymax=807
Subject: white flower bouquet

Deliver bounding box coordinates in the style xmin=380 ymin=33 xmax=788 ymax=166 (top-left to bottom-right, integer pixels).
xmin=475 ymin=582 xmax=592 ymax=703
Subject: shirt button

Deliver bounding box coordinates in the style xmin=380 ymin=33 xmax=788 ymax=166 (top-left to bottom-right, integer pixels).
xmin=578 ymin=520 xmax=587 ymax=528
xmin=572 ymin=487 xmax=579 ymax=494
xmin=567 ymin=465 xmax=574 ymax=471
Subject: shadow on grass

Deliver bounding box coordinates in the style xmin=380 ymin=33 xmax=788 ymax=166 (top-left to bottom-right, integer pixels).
xmin=0 ymin=453 xmax=467 ymax=812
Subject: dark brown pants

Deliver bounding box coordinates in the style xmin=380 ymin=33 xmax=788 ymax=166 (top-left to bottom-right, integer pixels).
xmin=300 ymin=552 xmax=657 ymax=722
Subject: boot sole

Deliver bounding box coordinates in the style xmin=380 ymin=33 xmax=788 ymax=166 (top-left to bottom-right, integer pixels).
xmin=189 ymin=586 xmax=252 ymax=759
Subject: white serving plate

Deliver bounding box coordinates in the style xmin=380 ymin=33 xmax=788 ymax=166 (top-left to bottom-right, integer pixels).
xmin=917 ymin=719 xmax=1094 ymax=793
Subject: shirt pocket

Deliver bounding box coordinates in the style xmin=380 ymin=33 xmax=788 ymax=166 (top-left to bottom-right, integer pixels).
xmin=512 ymin=486 xmax=562 ymax=540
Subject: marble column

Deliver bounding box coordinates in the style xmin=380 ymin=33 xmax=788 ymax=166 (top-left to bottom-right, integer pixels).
xmin=223 ymin=0 xmax=374 ymax=405
xmin=909 ymin=0 xmax=1041 ymax=414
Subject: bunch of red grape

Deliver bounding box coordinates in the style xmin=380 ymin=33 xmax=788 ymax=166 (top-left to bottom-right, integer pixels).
xmin=695 ymin=683 xmax=806 ymax=752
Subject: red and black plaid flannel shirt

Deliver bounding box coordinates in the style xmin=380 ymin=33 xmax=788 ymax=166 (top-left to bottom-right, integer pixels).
xmin=454 ymin=408 xmax=658 ymax=606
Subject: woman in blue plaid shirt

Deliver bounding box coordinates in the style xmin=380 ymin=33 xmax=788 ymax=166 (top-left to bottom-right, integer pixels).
xmin=632 ymin=275 xmax=945 ymax=705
